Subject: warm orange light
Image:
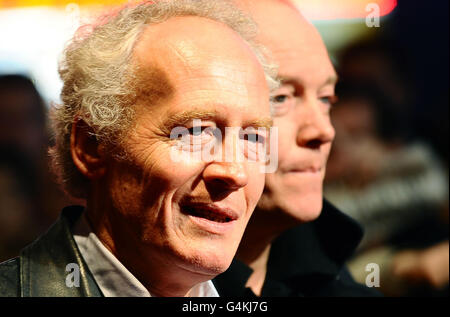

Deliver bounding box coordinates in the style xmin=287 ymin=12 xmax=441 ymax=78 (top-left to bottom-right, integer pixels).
xmin=0 ymin=0 xmax=398 ymax=21
xmin=0 ymin=0 xmax=128 ymax=8
xmin=291 ymin=0 xmax=397 ymax=20
xmin=0 ymin=0 xmax=398 ymax=16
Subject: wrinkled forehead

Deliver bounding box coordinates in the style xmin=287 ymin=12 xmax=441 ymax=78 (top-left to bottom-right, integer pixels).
xmin=130 ymin=15 xmax=270 ymax=115
xmin=130 ymin=16 xmax=271 ymax=118
xmin=132 ymin=16 xmax=266 ymax=86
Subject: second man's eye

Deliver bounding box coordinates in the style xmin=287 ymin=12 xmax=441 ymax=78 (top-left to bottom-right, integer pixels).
xmin=319 ymin=95 xmax=338 ymax=105
xmin=270 ymin=84 xmax=296 ymax=117
xmin=271 ymin=94 xmax=288 ymax=103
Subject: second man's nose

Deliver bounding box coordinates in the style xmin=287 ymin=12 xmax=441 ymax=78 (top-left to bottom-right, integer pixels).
xmin=295 ymin=101 xmax=335 ymax=149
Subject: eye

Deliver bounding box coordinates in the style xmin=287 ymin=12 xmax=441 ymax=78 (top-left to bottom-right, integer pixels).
xmin=187 ymin=126 xmax=208 ymax=136
xmin=240 ymin=127 xmax=268 ymax=144
xmin=270 ymin=84 xmax=296 ymax=117
xmin=319 ymin=95 xmax=338 ymax=105
xmin=187 ymin=126 xmax=218 ymax=140
xmin=271 ymin=94 xmax=289 ymax=104
xmin=239 ymin=128 xmax=270 ymax=162
xmin=175 ymin=125 xmax=219 ymax=152
xmin=240 ymin=132 xmax=266 ymax=144
xmin=319 ymin=95 xmax=338 ymax=114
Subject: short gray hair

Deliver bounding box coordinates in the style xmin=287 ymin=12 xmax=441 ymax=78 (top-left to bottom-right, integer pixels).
xmin=50 ymin=0 xmax=278 ymax=198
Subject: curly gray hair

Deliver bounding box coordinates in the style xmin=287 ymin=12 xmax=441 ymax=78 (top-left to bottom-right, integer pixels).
xmin=50 ymin=0 xmax=278 ymax=198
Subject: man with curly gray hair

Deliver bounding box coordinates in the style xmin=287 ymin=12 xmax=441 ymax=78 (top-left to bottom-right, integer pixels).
xmin=0 ymin=0 xmax=277 ymax=297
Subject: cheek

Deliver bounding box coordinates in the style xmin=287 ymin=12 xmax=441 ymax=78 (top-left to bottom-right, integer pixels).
xmin=274 ymin=118 xmax=297 ymax=159
xmin=156 ymin=159 xmax=208 ymax=199
xmin=106 ymin=162 xmax=154 ymax=236
xmin=245 ymin=164 xmax=266 ymax=209
xmin=128 ymin=140 xmax=206 ymax=192
xmin=323 ymin=142 xmax=333 ymax=159
xmin=106 ymin=151 xmax=177 ymax=221
xmin=263 ymin=171 xmax=288 ymax=200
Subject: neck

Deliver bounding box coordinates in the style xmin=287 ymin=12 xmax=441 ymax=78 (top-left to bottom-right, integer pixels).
xmin=234 ymin=213 xmax=278 ymax=295
xmin=238 ymin=242 xmax=271 ymax=296
xmin=236 ymin=225 xmax=276 ymax=267
xmin=236 ymin=227 xmax=274 ymax=296
xmin=235 ymin=206 xmax=301 ymax=296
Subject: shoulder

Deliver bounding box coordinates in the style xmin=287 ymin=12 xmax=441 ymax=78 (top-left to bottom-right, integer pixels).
xmin=0 ymin=257 xmax=21 ymax=297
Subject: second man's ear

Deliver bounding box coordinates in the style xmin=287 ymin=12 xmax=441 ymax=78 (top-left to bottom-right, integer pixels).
xmin=70 ymin=119 xmax=107 ymax=179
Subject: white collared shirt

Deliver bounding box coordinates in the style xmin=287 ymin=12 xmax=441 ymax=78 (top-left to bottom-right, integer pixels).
xmin=73 ymin=213 xmax=219 ymax=297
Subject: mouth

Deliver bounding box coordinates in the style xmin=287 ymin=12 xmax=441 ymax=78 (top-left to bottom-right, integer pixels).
xmin=180 ymin=203 xmax=239 ymax=236
xmin=181 ymin=203 xmax=238 ymax=223
xmin=180 ymin=202 xmax=240 ymax=235
xmin=287 ymin=165 xmax=322 ymax=174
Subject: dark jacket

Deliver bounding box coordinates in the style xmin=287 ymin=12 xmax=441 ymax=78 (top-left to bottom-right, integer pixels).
xmin=213 ymin=200 xmax=383 ymax=297
xmin=0 ymin=206 xmax=103 ymax=297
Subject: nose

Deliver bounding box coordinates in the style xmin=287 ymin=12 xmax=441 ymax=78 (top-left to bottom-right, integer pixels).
xmin=203 ymin=162 xmax=249 ymax=192
xmin=295 ymin=99 xmax=335 ymax=149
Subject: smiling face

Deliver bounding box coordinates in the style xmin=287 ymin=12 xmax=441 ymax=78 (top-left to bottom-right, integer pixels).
xmin=242 ymin=0 xmax=337 ymax=225
xmin=98 ymin=17 xmax=271 ymax=284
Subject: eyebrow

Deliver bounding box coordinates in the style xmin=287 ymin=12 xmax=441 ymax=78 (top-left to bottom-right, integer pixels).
xmin=161 ymin=109 xmax=273 ymax=134
xmin=164 ymin=110 xmax=219 ymax=130
xmin=278 ymin=74 xmax=339 ymax=88
xmin=245 ymin=117 xmax=273 ymax=130
xmin=321 ymin=75 xmax=339 ymax=88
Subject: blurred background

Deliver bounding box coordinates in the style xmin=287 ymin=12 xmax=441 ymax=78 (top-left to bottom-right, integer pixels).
xmin=0 ymin=0 xmax=448 ymax=296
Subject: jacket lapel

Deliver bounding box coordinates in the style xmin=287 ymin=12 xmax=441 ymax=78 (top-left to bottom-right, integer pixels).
xmin=20 ymin=206 xmax=103 ymax=297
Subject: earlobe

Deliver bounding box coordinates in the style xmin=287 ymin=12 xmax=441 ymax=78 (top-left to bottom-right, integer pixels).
xmin=70 ymin=119 xmax=107 ymax=179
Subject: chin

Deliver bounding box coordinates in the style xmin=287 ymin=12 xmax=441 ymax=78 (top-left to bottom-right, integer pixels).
xmin=289 ymin=201 xmax=322 ymax=223
xmin=281 ymin=192 xmax=324 ymax=224
xmin=178 ymin=242 xmax=236 ymax=276
xmin=256 ymin=189 xmax=324 ymax=228
xmin=190 ymin=256 xmax=233 ymax=278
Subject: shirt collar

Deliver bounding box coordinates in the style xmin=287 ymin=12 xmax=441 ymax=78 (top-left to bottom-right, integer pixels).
xmin=73 ymin=212 xmax=219 ymax=297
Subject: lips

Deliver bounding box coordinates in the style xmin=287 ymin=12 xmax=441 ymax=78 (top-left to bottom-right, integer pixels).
xmin=280 ymin=159 xmax=324 ymax=174
xmin=180 ymin=203 xmax=239 ymax=224
xmin=288 ymin=166 xmax=322 ymax=173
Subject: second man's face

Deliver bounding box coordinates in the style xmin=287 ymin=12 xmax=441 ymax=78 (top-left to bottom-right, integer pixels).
xmin=250 ymin=1 xmax=337 ymax=224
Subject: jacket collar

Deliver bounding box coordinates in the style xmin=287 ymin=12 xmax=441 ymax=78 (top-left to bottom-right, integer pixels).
xmin=213 ymin=200 xmax=364 ymax=295
xmin=266 ymin=199 xmax=363 ymax=282
xmin=20 ymin=206 xmax=103 ymax=297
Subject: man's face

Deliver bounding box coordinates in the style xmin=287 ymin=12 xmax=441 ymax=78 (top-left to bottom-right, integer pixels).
xmin=103 ymin=17 xmax=271 ymax=277
xmin=248 ymin=1 xmax=337 ymax=223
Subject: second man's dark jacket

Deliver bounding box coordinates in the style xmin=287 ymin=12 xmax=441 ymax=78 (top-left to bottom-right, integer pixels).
xmin=213 ymin=200 xmax=382 ymax=297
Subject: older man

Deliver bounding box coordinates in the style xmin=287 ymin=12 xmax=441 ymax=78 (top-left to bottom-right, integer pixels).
xmin=0 ymin=0 xmax=277 ymax=297
xmin=214 ymin=0 xmax=381 ymax=296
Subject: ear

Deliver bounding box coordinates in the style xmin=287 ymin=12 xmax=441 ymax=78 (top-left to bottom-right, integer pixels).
xmin=70 ymin=119 xmax=107 ymax=179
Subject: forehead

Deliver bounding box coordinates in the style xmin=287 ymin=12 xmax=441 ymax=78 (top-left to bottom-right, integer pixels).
xmin=132 ymin=16 xmax=270 ymax=117
xmin=246 ymin=0 xmax=336 ymax=85
xmin=135 ymin=17 xmax=263 ymax=77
